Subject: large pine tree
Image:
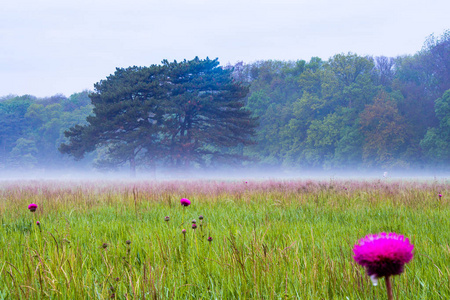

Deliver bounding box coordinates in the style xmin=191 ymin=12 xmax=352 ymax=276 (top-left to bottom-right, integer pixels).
xmin=60 ymin=57 xmax=257 ymax=175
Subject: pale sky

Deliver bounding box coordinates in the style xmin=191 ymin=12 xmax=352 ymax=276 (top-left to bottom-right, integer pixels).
xmin=1 ymin=0 xmax=448 ymax=98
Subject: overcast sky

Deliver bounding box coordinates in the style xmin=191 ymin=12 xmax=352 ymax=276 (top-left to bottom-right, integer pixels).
xmin=1 ymin=0 xmax=448 ymax=98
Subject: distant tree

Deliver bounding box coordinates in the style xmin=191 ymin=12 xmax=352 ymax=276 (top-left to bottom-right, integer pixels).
xmin=60 ymin=57 xmax=257 ymax=174
xmin=7 ymin=138 xmax=38 ymax=169
xmin=359 ymin=92 xmax=408 ymax=168
xmin=0 ymin=95 xmax=34 ymax=164
xmin=420 ymin=89 xmax=450 ymax=165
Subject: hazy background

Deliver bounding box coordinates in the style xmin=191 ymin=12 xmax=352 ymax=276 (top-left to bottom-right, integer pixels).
xmin=1 ymin=0 xmax=449 ymax=97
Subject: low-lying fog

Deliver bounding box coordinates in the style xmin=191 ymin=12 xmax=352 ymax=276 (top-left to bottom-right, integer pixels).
xmin=0 ymin=167 xmax=448 ymax=182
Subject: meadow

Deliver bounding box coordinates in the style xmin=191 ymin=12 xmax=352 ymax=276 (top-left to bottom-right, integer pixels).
xmin=0 ymin=178 xmax=449 ymax=299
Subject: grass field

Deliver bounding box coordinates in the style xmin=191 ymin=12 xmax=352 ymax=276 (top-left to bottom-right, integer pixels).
xmin=0 ymin=179 xmax=449 ymax=299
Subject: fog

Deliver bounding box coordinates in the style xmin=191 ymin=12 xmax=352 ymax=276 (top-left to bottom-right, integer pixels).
xmin=1 ymin=167 xmax=448 ymax=182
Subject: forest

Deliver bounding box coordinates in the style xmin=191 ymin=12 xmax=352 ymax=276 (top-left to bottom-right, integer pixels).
xmin=1 ymin=31 xmax=449 ymax=173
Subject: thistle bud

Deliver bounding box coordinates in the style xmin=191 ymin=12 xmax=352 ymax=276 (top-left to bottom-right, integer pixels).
xmin=192 ymin=223 xmax=197 ymax=229
xmin=199 ymin=215 xmax=203 ymax=220
xmin=164 ymin=216 xmax=170 ymax=222
xmin=208 ymin=236 xmax=213 ymax=242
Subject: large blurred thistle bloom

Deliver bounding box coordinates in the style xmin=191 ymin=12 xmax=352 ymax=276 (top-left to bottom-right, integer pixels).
xmin=353 ymin=232 xmax=414 ymax=279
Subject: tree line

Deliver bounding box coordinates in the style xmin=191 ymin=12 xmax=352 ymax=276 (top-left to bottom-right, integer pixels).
xmin=1 ymin=31 xmax=449 ymax=173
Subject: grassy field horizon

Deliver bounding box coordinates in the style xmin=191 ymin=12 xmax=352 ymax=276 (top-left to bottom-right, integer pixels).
xmin=0 ymin=178 xmax=448 ymax=299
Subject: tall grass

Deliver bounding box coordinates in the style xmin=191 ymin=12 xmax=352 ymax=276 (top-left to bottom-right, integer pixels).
xmin=0 ymin=179 xmax=448 ymax=299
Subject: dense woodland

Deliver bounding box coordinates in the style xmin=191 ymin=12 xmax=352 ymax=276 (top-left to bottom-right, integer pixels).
xmin=1 ymin=31 xmax=449 ymax=173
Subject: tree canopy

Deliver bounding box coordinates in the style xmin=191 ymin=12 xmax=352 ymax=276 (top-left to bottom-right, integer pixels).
xmin=1 ymin=31 xmax=449 ymax=174
xmin=59 ymin=57 xmax=258 ymax=175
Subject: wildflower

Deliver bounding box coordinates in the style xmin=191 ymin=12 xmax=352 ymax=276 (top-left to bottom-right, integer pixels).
xmin=192 ymin=219 xmax=196 ymax=224
xmin=165 ymin=216 xmax=170 ymax=222
xmin=28 ymin=203 xmax=38 ymax=212
xmin=192 ymin=223 xmax=197 ymax=229
xmin=102 ymin=243 xmax=108 ymax=249
xmin=199 ymin=215 xmax=203 ymax=220
xmin=439 ymin=194 xmax=442 ymax=198
xmin=36 ymin=221 xmax=40 ymax=226
xmin=126 ymin=240 xmax=131 ymax=245
xmin=182 ymin=229 xmax=186 ymax=234
xmin=208 ymin=236 xmax=213 ymax=242
xmin=353 ymin=232 xmax=413 ymax=279
xmin=180 ymin=198 xmax=191 ymax=206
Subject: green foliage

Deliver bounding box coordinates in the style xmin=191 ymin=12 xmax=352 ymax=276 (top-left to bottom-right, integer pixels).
xmin=0 ymin=92 xmax=93 ymax=170
xmin=420 ymin=90 xmax=450 ymax=165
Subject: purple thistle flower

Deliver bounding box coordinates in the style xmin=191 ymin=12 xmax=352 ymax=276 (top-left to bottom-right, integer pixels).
xmin=208 ymin=236 xmax=213 ymax=242
xmin=192 ymin=223 xmax=197 ymax=229
xmin=28 ymin=203 xmax=38 ymax=212
xmin=180 ymin=198 xmax=191 ymax=206
xmin=36 ymin=221 xmax=40 ymax=226
xmin=182 ymin=229 xmax=186 ymax=234
xmin=164 ymin=216 xmax=170 ymax=222
xmin=439 ymin=194 xmax=442 ymax=198
xmin=353 ymin=232 xmax=414 ymax=279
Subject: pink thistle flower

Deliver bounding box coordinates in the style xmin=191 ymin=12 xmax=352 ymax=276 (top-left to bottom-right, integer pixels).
xmin=439 ymin=194 xmax=442 ymax=198
xmin=36 ymin=221 xmax=40 ymax=226
xmin=28 ymin=203 xmax=38 ymax=212
xmin=353 ymin=232 xmax=414 ymax=279
xmin=192 ymin=223 xmax=197 ymax=229
xmin=180 ymin=198 xmax=191 ymax=206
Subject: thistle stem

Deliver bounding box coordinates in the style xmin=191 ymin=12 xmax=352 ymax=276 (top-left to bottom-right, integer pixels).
xmin=385 ymin=276 xmax=393 ymax=300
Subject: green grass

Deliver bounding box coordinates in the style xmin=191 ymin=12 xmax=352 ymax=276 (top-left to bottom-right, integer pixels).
xmin=0 ymin=179 xmax=449 ymax=299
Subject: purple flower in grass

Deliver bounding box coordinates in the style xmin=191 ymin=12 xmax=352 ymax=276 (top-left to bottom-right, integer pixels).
xmin=36 ymin=221 xmax=40 ymax=226
xmin=353 ymin=232 xmax=414 ymax=300
xmin=180 ymin=198 xmax=191 ymax=206
xmin=192 ymin=223 xmax=197 ymax=229
xmin=439 ymin=194 xmax=442 ymax=198
xmin=28 ymin=203 xmax=38 ymax=212
xmin=353 ymin=232 xmax=414 ymax=279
